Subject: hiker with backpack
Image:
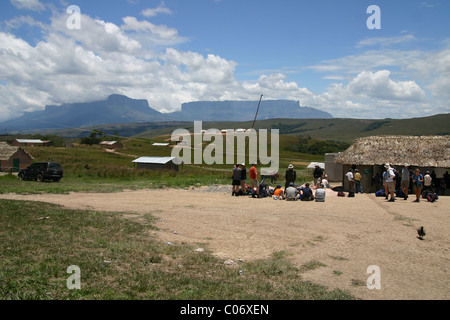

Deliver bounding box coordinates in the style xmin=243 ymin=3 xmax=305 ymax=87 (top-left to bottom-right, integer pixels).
xmin=385 ymin=164 xmax=396 ymax=202
xmin=412 ymin=168 xmax=424 ymax=203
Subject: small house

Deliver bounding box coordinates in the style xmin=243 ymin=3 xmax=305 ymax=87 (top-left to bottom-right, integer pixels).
xmin=12 ymin=139 xmax=52 ymax=147
xmin=0 ymin=142 xmax=34 ymax=172
xmin=335 ymin=135 xmax=450 ymax=192
xmin=132 ymin=157 xmax=179 ymax=171
xmin=100 ymin=141 xmax=123 ymax=149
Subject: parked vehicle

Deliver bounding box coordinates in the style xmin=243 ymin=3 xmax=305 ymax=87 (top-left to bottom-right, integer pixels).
xmin=18 ymin=162 xmax=63 ymax=182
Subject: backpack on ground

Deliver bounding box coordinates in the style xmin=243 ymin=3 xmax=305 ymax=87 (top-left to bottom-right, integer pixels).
xmin=427 ymin=193 xmax=437 ymax=203
xmin=375 ymin=189 xmax=385 ymax=197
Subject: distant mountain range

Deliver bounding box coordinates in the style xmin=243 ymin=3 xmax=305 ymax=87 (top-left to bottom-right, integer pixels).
xmin=1 ymin=94 xmax=332 ymax=132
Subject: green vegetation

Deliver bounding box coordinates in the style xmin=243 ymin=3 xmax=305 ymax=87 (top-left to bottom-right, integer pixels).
xmin=287 ymin=136 xmax=350 ymax=155
xmin=0 ymin=200 xmax=354 ymax=300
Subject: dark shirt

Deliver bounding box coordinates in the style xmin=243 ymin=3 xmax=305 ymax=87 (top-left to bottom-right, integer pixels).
xmin=241 ymin=168 xmax=247 ymax=180
xmin=285 ymin=169 xmax=296 ymax=181
xmin=313 ymin=167 xmax=323 ymax=178
xmin=301 ymin=187 xmax=313 ymax=198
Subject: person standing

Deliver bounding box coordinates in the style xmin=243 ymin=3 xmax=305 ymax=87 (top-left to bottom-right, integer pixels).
xmin=354 ymin=169 xmax=363 ymax=194
xmin=313 ymin=164 xmax=323 ymax=189
xmin=250 ymin=162 xmax=259 ymax=198
xmin=285 ymin=164 xmax=296 ymax=189
xmin=385 ymin=164 xmax=396 ymax=202
xmin=232 ymin=164 xmax=242 ymax=196
xmin=240 ymin=163 xmax=247 ymax=194
xmin=382 ymin=169 xmax=389 ymax=199
xmin=400 ymin=164 xmax=412 ymax=200
xmin=412 ymin=168 xmax=424 ymax=202
xmin=346 ymin=169 xmax=354 ymax=193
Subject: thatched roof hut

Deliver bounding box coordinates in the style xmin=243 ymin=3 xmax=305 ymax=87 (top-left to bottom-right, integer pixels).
xmin=0 ymin=142 xmax=34 ymax=172
xmin=335 ymin=135 xmax=450 ymax=168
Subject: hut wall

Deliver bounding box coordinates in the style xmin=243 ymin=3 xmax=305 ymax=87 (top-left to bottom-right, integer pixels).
xmin=136 ymin=162 xmax=178 ymax=171
xmin=325 ymin=153 xmax=343 ymax=182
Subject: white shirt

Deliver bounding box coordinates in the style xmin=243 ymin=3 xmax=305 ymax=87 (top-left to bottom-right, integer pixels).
xmin=424 ymin=174 xmax=432 ymax=186
xmin=346 ymin=171 xmax=354 ymax=181
xmin=386 ymin=168 xmax=395 ymax=182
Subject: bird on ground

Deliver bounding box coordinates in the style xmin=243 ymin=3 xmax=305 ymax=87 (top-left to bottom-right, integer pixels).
xmin=417 ymin=226 xmax=426 ymax=240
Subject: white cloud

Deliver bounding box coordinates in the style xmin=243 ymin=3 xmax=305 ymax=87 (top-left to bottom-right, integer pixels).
xmin=10 ymin=0 xmax=45 ymax=11
xmin=141 ymin=2 xmax=172 ymax=17
xmin=356 ymin=34 xmax=416 ymax=48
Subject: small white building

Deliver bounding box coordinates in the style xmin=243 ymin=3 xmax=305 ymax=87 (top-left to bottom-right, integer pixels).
xmin=132 ymin=156 xmax=179 ymax=171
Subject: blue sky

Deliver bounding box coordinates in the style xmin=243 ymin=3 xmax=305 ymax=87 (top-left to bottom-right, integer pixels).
xmin=0 ymin=0 xmax=449 ymax=121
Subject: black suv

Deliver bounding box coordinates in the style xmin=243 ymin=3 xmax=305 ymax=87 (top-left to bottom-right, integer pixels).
xmin=18 ymin=162 xmax=63 ymax=182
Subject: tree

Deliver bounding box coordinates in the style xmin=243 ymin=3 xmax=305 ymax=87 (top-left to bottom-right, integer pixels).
xmin=80 ymin=129 xmax=104 ymax=146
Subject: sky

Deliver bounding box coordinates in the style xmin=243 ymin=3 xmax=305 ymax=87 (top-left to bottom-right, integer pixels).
xmin=0 ymin=0 xmax=449 ymax=122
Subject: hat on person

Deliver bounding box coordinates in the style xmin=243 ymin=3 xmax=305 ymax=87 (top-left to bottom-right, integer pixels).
xmin=288 ymin=164 xmax=294 ymax=169
xmin=385 ymin=163 xmax=390 ymax=169
xmin=289 ymin=182 xmax=294 ymax=187
xmin=252 ymin=161 xmax=257 ymax=165
xmin=276 ymin=184 xmax=282 ymax=188
xmin=404 ymin=163 xmax=409 ymax=167
xmin=355 ymin=169 xmax=359 ymax=172
xmin=241 ymin=163 xmax=245 ymax=166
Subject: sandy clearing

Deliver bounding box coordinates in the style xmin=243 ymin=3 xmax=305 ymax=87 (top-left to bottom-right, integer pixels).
xmin=1 ymin=187 xmax=449 ymax=300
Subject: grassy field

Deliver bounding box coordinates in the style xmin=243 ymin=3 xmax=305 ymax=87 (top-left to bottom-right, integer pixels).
xmin=0 ymin=199 xmax=355 ymax=300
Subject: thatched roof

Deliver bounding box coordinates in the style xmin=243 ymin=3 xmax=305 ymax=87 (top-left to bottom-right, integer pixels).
xmin=0 ymin=142 xmax=34 ymax=161
xmin=335 ymin=135 xmax=450 ymax=168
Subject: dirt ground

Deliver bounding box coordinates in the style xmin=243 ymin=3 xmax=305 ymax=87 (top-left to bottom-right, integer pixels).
xmin=1 ymin=186 xmax=449 ymax=300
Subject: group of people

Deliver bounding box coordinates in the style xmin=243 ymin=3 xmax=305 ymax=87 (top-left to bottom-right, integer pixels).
xmin=231 ymin=162 xmax=327 ymax=202
xmin=380 ymin=164 xmax=445 ymax=203
xmin=272 ymin=182 xmax=326 ymax=202
xmin=347 ymin=163 xmax=448 ymax=203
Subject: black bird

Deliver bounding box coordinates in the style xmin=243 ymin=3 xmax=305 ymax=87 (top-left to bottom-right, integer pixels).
xmin=417 ymin=226 xmax=426 ymax=240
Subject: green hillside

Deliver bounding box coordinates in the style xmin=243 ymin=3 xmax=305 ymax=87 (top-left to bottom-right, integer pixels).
xmin=32 ymin=113 xmax=450 ymax=144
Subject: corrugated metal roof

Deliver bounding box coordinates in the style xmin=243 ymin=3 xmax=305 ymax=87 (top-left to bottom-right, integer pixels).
xmin=152 ymin=143 xmax=170 ymax=146
xmin=132 ymin=157 xmax=176 ymax=164
xmin=100 ymin=141 xmax=118 ymax=145
xmin=16 ymin=139 xmax=43 ymax=144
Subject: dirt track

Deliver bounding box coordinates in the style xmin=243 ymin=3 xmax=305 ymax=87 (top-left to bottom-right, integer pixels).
xmin=1 ymin=187 xmax=449 ymax=300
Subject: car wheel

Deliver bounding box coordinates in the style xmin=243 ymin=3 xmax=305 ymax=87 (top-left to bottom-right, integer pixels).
xmin=36 ymin=174 xmax=44 ymax=182
xmin=19 ymin=173 xmax=25 ymax=181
